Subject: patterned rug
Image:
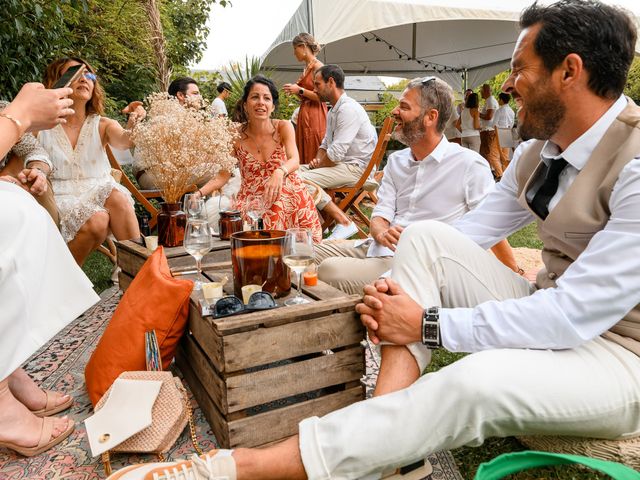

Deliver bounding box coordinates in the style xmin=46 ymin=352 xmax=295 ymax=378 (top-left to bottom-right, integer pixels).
xmin=0 ymin=287 xmax=462 ymax=480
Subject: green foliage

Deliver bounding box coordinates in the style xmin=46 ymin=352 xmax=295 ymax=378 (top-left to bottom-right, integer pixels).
xmin=0 ymin=0 xmax=85 ymax=98
xmin=0 ymin=0 xmax=226 ymax=111
xmin=624 ymin=57 xmax=640 ymax=103
xmin=222 ymin=56 xmax=266 ymax=119
xmin=385 ymin=78 xmax=409 ymax=91
xmin=373 ymin=92 xmax=398 ymax=127
xmin=276 ymin=91 xmax=300 ymax=121
xmin=192 ymin=70 xmax=224 ymax=103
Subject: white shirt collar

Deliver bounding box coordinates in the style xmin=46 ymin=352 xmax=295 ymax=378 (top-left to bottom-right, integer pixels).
xmin=332 ymin=92 xmax=348 ymax=111
xmin=541 ymin=95 xmax=627 ymax=170
xmin=413 ymin=135 xmax=449 ymax=164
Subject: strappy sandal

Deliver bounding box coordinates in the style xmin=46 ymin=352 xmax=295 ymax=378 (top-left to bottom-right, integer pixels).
xmin=107 ymin=449 xmax=237 ymax=480
xmin=29 ymin=390 xmax=73 ymax=417
xmin=0 ymin=416 xmax=74 ymax=457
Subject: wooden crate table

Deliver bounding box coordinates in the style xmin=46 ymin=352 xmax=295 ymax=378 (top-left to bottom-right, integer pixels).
xmin=115 ymin=239 xmax=231 ymax=290
xmin=176 ymin=267 xmax=366 ymax=449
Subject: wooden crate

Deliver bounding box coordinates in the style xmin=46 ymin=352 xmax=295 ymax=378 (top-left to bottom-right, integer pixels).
xmin=176 ymin=278 xmax=366 ymax=448
xmin=115 ymin=239 xmax=231 ymax=291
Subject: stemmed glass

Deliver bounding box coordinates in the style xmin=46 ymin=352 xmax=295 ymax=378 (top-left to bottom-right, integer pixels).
xmin=283 ymin=228 xmax=314 ymax=306
xmin=183 ymin=193 xmax=207 ymax=221
xmin=184 ymin=219 xmax=213 ymax=290
xmin=245 ymin=194 xmax=266 ymax=230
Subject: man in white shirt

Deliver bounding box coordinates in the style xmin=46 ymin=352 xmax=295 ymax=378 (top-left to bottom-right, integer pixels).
xmin=315 ymin=78 xmax=519 ymax=295
xmin=111 ymin=1 xmax=640 ymax=478
xmin=211 ymin=82 xmax=231 ymax=117
xmin=298 ymin=64 xmax=378 ymax=240
xmin=479 ymin=83 xmax=503 ymax=177
xmin=494 ymin=92 xmax=516 ymax=172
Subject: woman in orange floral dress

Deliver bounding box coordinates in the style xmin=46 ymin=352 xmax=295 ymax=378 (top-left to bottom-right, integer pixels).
xmin=197 ymin=75 xmax=322 ymax=243
xmin=283 ymin=33 xmax=327 ymax=165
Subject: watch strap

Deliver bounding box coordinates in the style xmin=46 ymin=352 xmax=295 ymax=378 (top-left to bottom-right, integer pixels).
xmin=421 ymin=306 xmax=441 ymax=348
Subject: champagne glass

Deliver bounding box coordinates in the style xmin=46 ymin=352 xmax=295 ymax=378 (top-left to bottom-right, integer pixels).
xmin=283 ymin=228 xmax=314 ymax=305
xmin=184 ymin=219 xmax=213 ymax=290
xmin=183 ymin=193 xmax=206 ymax=220
xmin=245 ymin=194 xmax=266 ymax=230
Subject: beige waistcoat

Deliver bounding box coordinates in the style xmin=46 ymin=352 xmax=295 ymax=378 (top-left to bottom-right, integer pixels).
xmin=515 ymin=99 xmax=640 ymax=356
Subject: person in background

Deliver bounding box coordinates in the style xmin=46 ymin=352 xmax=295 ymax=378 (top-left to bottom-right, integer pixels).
xmin=39 ymin=56 xmax=143 ymax=266
xmin=0 ymin=82 xmax=99 ymax=458
xmin=211 ymin=82 xmax=231 ymax=117
xmin=494 ymin=92 xmax=516 ymax=172
xmin=479 ymin=83 xmax=503 ymax=178
xmin=283 ymin=33 xmax=328 ymax=165
xmin=456 ymin=92 xmax=481 ymax=152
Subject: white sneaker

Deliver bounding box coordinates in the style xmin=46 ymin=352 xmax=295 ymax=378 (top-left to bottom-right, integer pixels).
xmin=326 ymin=222 xmax=358 ymax=241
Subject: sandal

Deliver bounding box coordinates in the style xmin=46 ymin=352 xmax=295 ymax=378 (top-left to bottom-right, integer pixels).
xmin=0 ymin=416 xmax=74 ymax=457
xmin=107 ymin=449 xmax=236 ymax=480
xmin=29 ymin=390 xmax=73 ymax=417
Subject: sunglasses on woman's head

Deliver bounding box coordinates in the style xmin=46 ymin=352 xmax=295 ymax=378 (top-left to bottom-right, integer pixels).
xmin=84 ymin=72 xmax=97 ymax=82
xmin=212 ymin=291 xmax=278 ymax=318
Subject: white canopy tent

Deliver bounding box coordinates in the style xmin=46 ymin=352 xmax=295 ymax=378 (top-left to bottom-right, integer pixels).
xmin=261 ymin=0 xmax=640 ymax=91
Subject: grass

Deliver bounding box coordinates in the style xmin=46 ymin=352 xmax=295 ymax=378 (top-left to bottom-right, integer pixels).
xmin=82 ymin=225 xmax=608 ymax=478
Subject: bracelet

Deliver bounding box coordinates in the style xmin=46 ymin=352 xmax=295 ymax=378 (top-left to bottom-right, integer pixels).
xmin=31 ymin=166 xmax=48 ymax=178
xmin=0 ymin=112 xmax=23 ymax=136
xmin=277 ymin=165 xmax=289 ymax=177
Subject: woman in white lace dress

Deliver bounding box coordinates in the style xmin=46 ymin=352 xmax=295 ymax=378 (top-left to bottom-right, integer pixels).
xmin=38 ymin=57 xmax=144 ymax=265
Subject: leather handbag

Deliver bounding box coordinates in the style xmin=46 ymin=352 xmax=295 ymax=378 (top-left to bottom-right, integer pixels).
xmin=94 ymin=332 xmax=202 ymax=475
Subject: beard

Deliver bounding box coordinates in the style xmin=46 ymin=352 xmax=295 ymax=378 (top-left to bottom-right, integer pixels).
xmin=393 ymin=114 xmax=425 ymax=146
xmin=517 ymin=81 xmax=566 ymax=141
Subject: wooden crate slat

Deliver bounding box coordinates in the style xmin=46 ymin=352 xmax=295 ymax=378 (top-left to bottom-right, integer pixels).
xmin=211 ymin=296 xmax=360 ymax=333
xmin=179 ymin=334 xmax=228 ymax=413
xmin=227 ymin=347 xmax=364 ymax=412
xmin=223 ymin=311 xmax=364 ymax=371
xmin=188 ymin=303 xmax=226 ymax=372
xmin=118 ymin=271 xmax=134 ymax=292
xmin=227 ymin=387 xmax=363 ymax=448
xmin=176 ymin=349 xmax=230 ymax=447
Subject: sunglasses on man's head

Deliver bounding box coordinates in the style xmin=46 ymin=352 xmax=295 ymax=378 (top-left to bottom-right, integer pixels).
xmin=212 ymin=291 xmax=278 ymax=318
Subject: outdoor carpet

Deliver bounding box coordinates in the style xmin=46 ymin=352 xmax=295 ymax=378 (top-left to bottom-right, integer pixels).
xmin=0 ymin=286 xmax=462 ymax=480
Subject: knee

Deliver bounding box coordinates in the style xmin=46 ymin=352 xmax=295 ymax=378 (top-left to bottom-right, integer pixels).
xmin=107 ymin=189 xmax=132 ymax=212
xmin=78 ymin=211 xmax=110 ymax=242
xmin=397 ymin=220 xmax=459 ymax=253
xmin=436 ymin=351 xmax=504 ymax=404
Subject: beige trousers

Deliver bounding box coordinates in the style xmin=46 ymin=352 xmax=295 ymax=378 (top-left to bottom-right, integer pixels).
xmin=299 ymin=163 xmax=366 ymax=210
xmin=314 ymin=240 xmax=393 ymax=295
xmin=298 ymin=220 xmax=640 ymax=480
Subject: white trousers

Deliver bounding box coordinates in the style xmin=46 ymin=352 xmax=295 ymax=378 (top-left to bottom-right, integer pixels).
xmin=298 ymin=221 xmax=640 ymax=480
xmin=299 ymin=164 xmax=367 ymax=210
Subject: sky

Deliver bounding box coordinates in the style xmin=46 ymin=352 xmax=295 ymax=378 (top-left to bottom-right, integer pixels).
xmin=193 ymin=0 xmax=303 ymax=71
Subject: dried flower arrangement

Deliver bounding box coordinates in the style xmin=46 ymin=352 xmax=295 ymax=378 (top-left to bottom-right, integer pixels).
xmin=131 ymin=93 xmax=238 ymax=203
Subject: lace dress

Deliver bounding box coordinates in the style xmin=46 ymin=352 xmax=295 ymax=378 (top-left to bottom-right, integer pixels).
xmin=38 ymin=115 xmax=133 ymax=242
xmin=235 ymin=128 xmax=322 ymax=243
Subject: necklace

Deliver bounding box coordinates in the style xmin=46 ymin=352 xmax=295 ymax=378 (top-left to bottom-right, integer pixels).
xmin=245 ymin=126 xmax=275 ymax=155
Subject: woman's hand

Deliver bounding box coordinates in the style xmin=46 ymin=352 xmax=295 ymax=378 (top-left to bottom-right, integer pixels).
xmin=123 ymin=101 xmax=146 ymax=128
xmin=282 ymin=83 xmax=301 ymax=95
xmin=264 ymin=169 xmax=284 ymax=206
xmin=3 ymin=83 xmax=74 ymax=133
xmin=18 ymin=167 xmax=48 ymax=196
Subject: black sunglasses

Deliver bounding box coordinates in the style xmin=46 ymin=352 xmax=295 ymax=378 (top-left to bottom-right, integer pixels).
xmin=212 ymin=291 xmax=278 ymax=318
xmin=420 ymin=76 xmax=441 ymax=111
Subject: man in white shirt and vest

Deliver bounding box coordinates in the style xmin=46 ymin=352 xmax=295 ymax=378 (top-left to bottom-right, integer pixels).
xmin=112 ymin=1 xmax=640 ymax=479
xmin=314 ymin=77 xmax=520 ymax=295
xmin=479 ymin=83 xmax=503 ymax=178
xmin=298 ymin=64 xmax=378 ymax=240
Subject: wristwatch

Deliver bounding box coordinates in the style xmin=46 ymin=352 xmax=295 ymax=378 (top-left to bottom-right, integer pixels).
xmin=421 ymin=306 xmax=442 ymax=348
xmin=299 ymin=88 xmax=304 ymax=96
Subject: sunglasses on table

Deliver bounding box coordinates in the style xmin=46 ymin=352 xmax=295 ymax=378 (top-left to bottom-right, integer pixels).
xmin=210 ymin=291 xmax=278 ymax=318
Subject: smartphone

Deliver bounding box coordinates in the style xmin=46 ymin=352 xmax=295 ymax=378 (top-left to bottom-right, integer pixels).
xmin=53 ymin=64 xmax=86 ymax=89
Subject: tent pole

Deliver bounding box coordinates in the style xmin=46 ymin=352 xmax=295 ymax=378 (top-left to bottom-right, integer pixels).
xmin=306 ymin=0 xmax=314 ymax=36
xmin=412 ymin=23 xmax=417 ymax=59
xmin=463 ymin=68 xmax=468 ymax=91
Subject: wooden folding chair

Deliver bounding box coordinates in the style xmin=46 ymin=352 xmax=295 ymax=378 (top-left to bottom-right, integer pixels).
xmin=106 ymin=145 xmax=161 ymax=229
xmin=324 ymin=116 xmax=394 ymax=238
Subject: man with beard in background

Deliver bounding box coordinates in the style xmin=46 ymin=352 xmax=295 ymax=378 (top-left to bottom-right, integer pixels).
xmin=314 ymin=76 xmax=520 ymax=296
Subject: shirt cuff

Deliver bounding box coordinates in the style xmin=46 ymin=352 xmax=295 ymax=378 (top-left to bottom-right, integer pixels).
xmin=25 ymin=154 xmax=53 ymax=170
xmin=440 ymin=307 xmax=475 ymax=352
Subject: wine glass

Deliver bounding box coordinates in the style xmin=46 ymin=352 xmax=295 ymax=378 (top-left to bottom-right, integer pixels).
xmin=283 ymin=228 xmax=314 ymax=306
xmin=183 ymin=193 xmax=206 ymax=220
xmin=184 ymin=219 xmax=213 ymax=290
xmin=245 ymin=194 xmax=266 ymax=230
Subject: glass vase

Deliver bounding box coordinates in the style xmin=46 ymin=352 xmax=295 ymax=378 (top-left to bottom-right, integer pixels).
xmin=157 ymin=202 xmax=187 ymax=247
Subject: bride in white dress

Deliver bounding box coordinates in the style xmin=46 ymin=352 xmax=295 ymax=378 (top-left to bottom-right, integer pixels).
xmin=38 ymin=57 xmax=144 ymax=265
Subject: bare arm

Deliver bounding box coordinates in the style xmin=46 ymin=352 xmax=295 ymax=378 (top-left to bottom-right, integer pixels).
xmin=264 ymin=120 xmax=299 ymax=206
xmin=102 ymin=101 xmax=146 ymax=150
xmin=489 ymin=239 xmax=521 ymax=273
xmin=198 ymin=170 xmax=233 ymax=197
xmin=309 ymin=147 xmax=336 ymax=169
xmin=472 ymin=109 xmax=481 ymax=130
xmin=480 ymin=108 xmax=495 ymax=121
